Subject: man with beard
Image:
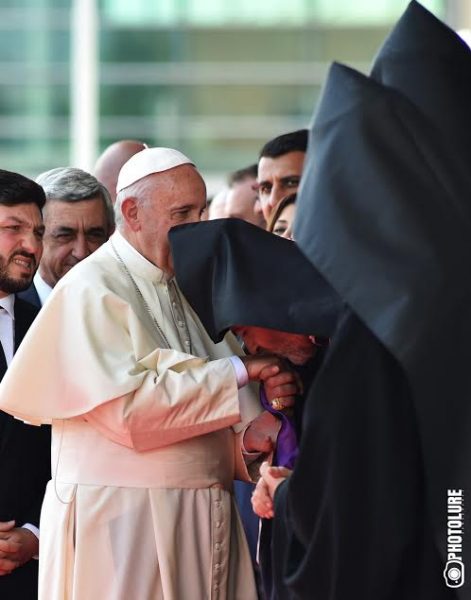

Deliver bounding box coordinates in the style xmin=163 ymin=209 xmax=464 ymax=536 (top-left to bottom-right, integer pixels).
xmin=0 ymin=170 xmax=50 ymax=600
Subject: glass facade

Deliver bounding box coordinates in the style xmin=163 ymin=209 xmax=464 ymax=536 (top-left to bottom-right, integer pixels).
xmin=103 ymin=0 xmax=443 ymax=26
xmin=0 ymin=0 xmax=445 ymax=185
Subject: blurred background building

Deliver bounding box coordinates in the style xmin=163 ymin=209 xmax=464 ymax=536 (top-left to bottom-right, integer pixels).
xmin=0 ymin=0 xmax=467 ymax=191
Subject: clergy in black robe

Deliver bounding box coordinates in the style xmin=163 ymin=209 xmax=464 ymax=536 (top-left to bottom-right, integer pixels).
xmin=170 ymin=57 xmax=471 ymax=598
xmin=170 ymin=217 xmax=341 ymax=599
xmin=291 ymin=60 xmax=471 ymax=599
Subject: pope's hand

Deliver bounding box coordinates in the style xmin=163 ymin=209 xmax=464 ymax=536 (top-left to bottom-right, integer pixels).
xmin=240 ymin=354 xmax=284 ymax=380
xmin=0 ymin=521 xmax=38 ymax=575
xmin=243 ymin=410 xmax=278 ymax=454
xmin=240 ymin=355 xmax=301 ymax=410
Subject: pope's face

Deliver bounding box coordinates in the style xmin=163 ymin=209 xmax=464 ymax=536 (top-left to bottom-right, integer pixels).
xmin=137 ymin=165 xmax=207 ymax=276
xmin=232 ymin=325 xmax=316 ymax=366
xmin=0 ymin=202 xmax=44 ymax=297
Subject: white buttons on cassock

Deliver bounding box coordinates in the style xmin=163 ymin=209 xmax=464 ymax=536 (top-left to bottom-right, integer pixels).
xmin=212 ymin=488 xmax=224 ymax=598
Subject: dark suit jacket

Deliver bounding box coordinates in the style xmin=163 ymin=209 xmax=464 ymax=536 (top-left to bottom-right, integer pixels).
xmin=0 ymin=297 xmax=50 ymax=599
xmin=17 ymin=283 xmax=41 ymax=309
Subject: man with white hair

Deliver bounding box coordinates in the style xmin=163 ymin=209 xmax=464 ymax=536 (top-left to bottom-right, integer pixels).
xmin=0 ymin=148 xmax=299 ymax=599
xmin=19 ymin=167 xmax=114 ymax=306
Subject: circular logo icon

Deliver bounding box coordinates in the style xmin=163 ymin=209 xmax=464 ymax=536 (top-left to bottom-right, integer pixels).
xmin=444 ymin=560 xmax=465 ymax=588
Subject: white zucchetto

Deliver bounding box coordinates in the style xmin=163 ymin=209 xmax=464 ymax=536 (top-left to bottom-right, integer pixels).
xmin=116 ymin=147 xmax=195 ymax=193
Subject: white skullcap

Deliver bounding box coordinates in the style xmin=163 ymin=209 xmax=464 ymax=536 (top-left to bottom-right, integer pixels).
xmin=116 ymin=147 xmax=194 ymax=193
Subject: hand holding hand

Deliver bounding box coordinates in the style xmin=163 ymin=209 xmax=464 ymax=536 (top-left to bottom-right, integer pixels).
xmin=0 ymin=521 xmax=38 ymax=576
xmin=240 ymin=355 xmax=302 ymax=411
xmin=260 ymin=461 xmax=292 ymax=496
xmin=263 ymin=368 xmax=303 ymax=412
xmin=240 ymin=354 xmax=284 ymax=381
xmin=251 ymin=476 xmax=274 ymax=519
xmin=251 ymin=461 xmax=292 ymax=518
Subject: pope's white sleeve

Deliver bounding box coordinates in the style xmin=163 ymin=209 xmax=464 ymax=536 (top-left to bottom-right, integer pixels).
xmin=83 ymin=349 xmax=244 ymax=452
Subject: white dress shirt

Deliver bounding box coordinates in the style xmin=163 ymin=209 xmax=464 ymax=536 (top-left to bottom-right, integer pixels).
xmin=33 ymin=271 xmax=53 ymax=306
xmin=0 ymin=294 xmax=15 ymax=365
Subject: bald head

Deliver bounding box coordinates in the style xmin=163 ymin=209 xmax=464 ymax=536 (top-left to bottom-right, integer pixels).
xmin=208 ymin=188 xmax=229 ymax=220
xmin=94 ymin=140 xmax=146 ymax=204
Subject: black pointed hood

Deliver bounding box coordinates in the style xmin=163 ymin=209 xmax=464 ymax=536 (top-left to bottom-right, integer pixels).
xmin=294 ymin=62 xmax=471 ymax=583
xmin=170 ymin=218 xmax=342 ymax=342
xmin=295 ymin=61 xmax=471 ymax=373
xmin=371 ymin=0 xmax=471 ymax=168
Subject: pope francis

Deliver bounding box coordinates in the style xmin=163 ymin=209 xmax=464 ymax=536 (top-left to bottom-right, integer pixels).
xmin=0 ymin=148 xmax=296 ymax=600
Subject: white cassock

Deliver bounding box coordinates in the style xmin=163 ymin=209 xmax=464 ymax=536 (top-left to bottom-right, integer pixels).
xmin=0 ymin=230 xmax=270 ymax=600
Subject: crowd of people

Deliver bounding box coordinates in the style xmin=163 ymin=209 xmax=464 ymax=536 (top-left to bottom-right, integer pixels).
xmin=0 ymin=2 xmax=469 ymax=599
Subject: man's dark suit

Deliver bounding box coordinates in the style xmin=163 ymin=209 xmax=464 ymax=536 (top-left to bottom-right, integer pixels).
xmin=17 ymin=283 xmax=41 ymax=309
xmin=0 ymin=297 xmax=50 ymax=599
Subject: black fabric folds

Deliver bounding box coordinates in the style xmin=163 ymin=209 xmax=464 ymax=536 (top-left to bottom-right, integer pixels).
xmin=295 ymin=61 xmax=471 ymax=373
xmin=371 ymin=0 xmax=471 ymax=170
xmin=272 ymin=310 xmax=441 ymax=599
xmin=291 ymin=61 xmax=471 ymax=599
xmin=170 ymin=218 xmax=342 ymax=341
xmin=172 ymin=8 xmax=471 ymax=597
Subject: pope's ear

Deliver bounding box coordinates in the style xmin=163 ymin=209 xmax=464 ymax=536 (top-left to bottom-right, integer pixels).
xmin=120 ymin=197 xmax=140 ymax=231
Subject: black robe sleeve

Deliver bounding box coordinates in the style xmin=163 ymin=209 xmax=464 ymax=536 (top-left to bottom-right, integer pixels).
xmin=271 ymin=310 xmax=456 ymax=600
